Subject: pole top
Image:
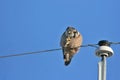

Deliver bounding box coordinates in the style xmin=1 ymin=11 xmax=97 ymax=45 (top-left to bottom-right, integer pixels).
xmin=95 ymin=40 xmax=114 ymax=57
xmin=98 ymin=40 xmax=110 ymax=46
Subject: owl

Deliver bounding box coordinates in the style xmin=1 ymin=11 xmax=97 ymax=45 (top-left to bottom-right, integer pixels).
xmin=60 ymin=27 xmax=82 ymax=66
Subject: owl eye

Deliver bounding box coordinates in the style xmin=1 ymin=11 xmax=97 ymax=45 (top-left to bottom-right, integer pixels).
xmin=73 ymin=31 xmax=80 ymax=37
xmin=73 ymin=31 xmax=78 ymax=34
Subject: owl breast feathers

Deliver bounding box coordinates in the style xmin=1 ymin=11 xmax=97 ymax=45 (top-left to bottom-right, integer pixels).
xmin=60 ymin=27 xmax=82 ymax=66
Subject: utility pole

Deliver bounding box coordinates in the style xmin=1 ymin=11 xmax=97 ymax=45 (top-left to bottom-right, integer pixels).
xmin=95 ymin=40 xmax=114 ymax=80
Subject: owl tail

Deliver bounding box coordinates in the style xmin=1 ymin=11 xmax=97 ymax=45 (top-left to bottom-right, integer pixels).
xmin=64 ymin=53 xmax=71 ymax=66
xmin=62 ymin=48 xmax=73 ymax=66
xmin=64 ymin=53 xmax=73 ymax=66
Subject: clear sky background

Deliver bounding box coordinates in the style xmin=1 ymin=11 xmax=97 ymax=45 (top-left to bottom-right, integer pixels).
xmin=0 ymin=0 xmax=120 ymax=80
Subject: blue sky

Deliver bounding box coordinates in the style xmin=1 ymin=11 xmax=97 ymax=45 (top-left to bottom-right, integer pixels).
xmin=0 ymin=0 xmax=120 ymax=80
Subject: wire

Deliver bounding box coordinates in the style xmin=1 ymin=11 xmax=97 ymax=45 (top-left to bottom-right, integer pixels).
xmin=80 ymin=44 xmax=98 ymax=48
xmin=0 ymin=42 xmax=119 ymax=58
xmin=110 ymin=42 xmax=120 ymax=45
xmin=0 ymin=44 xmax=98 ymax=58
xmin=0 ymin=48 xmax=62 ymax=58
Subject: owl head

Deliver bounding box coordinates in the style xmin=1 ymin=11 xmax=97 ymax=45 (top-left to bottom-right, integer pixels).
xmin=65 ymin=27 xmax=80 ymax=38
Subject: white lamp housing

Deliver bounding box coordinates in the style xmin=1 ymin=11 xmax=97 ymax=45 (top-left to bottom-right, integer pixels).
xmin=95 ymin=46 xmax=114 ymax=57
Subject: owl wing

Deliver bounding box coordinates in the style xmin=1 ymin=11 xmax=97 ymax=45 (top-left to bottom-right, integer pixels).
xmin=60 ymin=32 xmax=67 ymax=47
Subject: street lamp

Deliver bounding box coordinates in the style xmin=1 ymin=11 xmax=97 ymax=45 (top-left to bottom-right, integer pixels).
xmin=95 ymin=40 xmax=114 ymax=80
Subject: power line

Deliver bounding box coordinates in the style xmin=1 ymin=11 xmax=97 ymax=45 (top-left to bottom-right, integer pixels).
xmin=0 ymin=44 xmax=97 ymax=58
xmin=0 ymin=48 xmax=62 ymax=58
xmin=110 ymin=42 xmax=120 ymax=44
xmin=0 ymin=42 xmax=119 ymax=58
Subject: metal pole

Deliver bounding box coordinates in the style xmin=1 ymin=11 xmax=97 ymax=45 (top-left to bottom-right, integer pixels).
xmin=98 ymin=55 xmax=106 ymax=80
xmin=96 ymin=40 xmax=114 ymax=80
